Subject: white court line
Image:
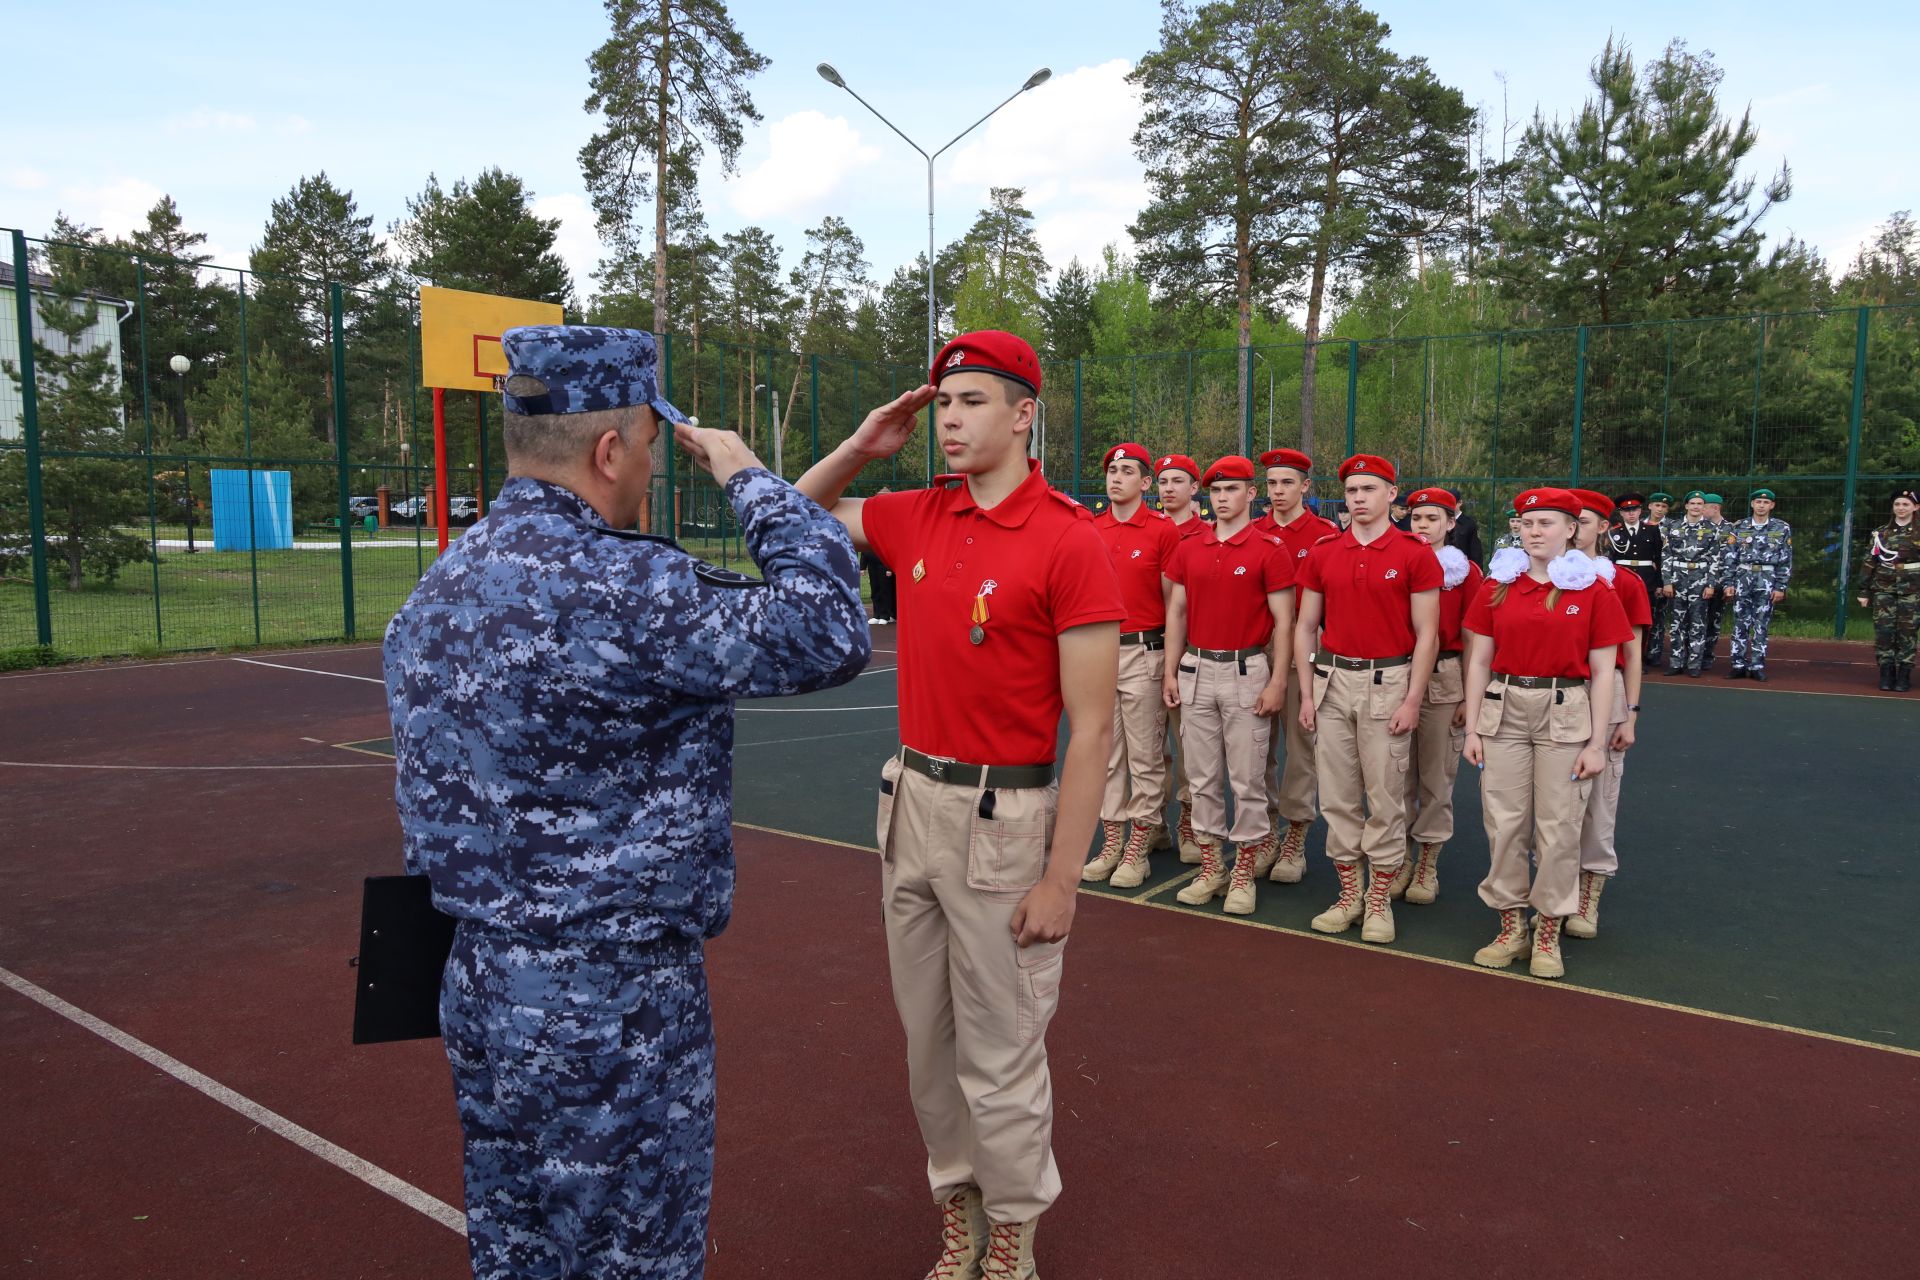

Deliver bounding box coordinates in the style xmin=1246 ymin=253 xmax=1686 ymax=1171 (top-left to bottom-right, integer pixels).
xmin=738 ymin=726 xmax=897 ymax=748
xmin=233 ymin=657 xmax=384 ymax=684
xmin=0 ymin=760 xmax=390 ymax=772
xmin=0 ymin=645 xmax=381 ymax=681
xmin=736 ymin=703 xmax=897 ymax=714
xmin=0 ymin=965 xmax=466 ymax=1236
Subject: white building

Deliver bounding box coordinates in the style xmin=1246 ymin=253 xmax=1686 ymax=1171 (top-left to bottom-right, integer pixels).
xmin=0 ymin=258 xmax=130 ymax=441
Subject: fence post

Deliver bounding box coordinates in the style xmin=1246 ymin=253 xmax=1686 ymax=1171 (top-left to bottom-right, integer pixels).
xmin=1659 ymin=321 xmax=1673 ymax=478
xmin=662 ymin=332 xmax=676 ymax=534
xmin=1491 ymin=332 xmax=1505 ymax=497
xmin=329 ymin=283 xmax=356 ymax=639
xmin=1073 ymin=359 xmax=1084 ymax=501
xmin=1835 ymin=307 xmax=1870 ymax=639
xmin=1747 ymin=317 xmax=1767 ymax=478
xmin=10 ymin=230 xmax=52 ymax=646
xmin=1569 ymin=325 xmax=1589 ymax=484
xmin=134 ymin=258 xmax=164 ymax=646
xmin=809 ymin=353 xmax=820 ymax=469
xmin=238 ymin=272 xmax=261 ymax=645
xmin=1183 ymin=351 xmax=1193 ymax=455
xmin=1345 ymin=340 xmax=1359 ymax=455
xmin=1418 ymin=336 xmax=1430 ymax=474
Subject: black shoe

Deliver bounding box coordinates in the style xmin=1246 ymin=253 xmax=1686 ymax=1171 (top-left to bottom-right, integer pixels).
xmin=1666 ymin=667 xmax=1684 ymax=678
xmin=1882 ymin=663 xmax=1897 ymax=691
xmin=1899 ymin=665 xmax=1914 ymax=693
xmin=1728 ymin=668 xmax=1747 ymax=679
xmin=1751 ymin=667 xmax=1767 ymax=682
xmin=1687 ymin=668 xmax=1704 ymax=678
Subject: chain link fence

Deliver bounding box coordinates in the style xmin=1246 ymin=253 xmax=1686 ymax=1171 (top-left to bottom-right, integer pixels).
xmin=4 ymin=228 xmax=1916 ymax=659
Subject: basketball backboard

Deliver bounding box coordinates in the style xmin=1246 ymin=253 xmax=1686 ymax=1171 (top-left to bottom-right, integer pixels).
xmin=419 ymin=285 xmax=564 ymax=392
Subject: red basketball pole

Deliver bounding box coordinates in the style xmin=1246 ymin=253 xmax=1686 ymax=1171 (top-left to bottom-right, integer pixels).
xmin=432 ymin=386 xmax=450 ymax=553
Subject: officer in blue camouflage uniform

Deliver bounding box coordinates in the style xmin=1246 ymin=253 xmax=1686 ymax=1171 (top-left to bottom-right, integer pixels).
xmin=1717 ymin=488 xmax=1793 ymax=680
xmin=384 ymin=325 xmax=870 ymax=1279
xmin=1662 ymin=490 xmax=1722 ymax=677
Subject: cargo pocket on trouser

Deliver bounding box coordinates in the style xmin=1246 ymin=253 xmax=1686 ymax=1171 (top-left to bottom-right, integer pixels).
xmin=1015 ymin=938 xmax=1066 ymax=1045
xmin=1176 ymin=661 xmax=1199 ymax=709
xmin=1311 ymin=664 xmax=1333 ymax=710
xmin=496 ymin=1002 xmax=625 ymax=1059
xmin=966 ymin=784 xmax=1059 ymax=897
xmin=875 ymin=754 xmax=903 ymax=857
xmin=1548 ymin=688 xmax=1592 ymax=745
xmin=1387 ymin=730 xmax=1411 ymax=774
xmin=1475 ymin=692 xmax=1505 ymax=737
xmin=1235 ymin=653 xmax=1269 ymax=709
xmin=1367 ymin=664 xmax=1411 ymax=719
xmin=1428 ymin=656 xmax=1464 ymax=704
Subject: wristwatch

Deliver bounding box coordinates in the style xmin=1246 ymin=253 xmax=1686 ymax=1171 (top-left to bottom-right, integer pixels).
xmin=1626 ymin=703 xmax=1641 ymax=712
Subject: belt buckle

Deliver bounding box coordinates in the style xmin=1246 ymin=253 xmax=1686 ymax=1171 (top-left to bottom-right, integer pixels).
xmin=1517 ymin=676 xmax=1538 ymax=687
xmin=925 ymin=754 xmax=956 ymax=781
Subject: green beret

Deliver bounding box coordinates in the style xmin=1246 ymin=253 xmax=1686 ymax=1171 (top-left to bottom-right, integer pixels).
xmin=1649 ymin=491 xmax=1674 ymax=503
xmin=1684 ymin=489 xmax=1707 ymax=502
xmin=1750 ymin=487 xmax=1776 ymax=500
xmin=1703 ymin=493 xmax=1724 ymax=504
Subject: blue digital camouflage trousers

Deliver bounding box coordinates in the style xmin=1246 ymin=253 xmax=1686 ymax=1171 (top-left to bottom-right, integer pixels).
xmin=440 ymin=924 xmax=715 ymax=1279
xmin=1727 ymin=580 xmax=1779 ymax=669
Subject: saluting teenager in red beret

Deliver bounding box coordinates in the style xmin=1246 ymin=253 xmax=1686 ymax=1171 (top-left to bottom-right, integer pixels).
xmin=1460 ymin=487 xmax=1631 ymax=980
xmin=1568 ymin=488 xmax=1650 ymax=942
xmin=1257 ymin=447 xmax=1339 ymax=882
xmin=1390 ymin=486 xmax=1484 ymax=906
xmin=1160 ymin=455 xmax=1296 ymax=915
xmin=1154 ymin=452 xmax=1211 ymax=860
xmin=796 ymin=330 xmax=1124 ymax=1275
xmin=1082 ymin=443 xmax=1182 ymax=889
xmin=1291 ymin=454 xmax=1441 ymax=946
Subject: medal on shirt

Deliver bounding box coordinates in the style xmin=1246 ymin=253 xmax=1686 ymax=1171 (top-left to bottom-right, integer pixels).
xmin=970 ymin=592 xmax=990 ymax=645
xmin=912 ymin=558 xmax=926 ymax=583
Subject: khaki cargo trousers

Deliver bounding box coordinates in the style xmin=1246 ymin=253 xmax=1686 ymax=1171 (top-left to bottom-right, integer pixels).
xmin=1475 ymin=682 xmax=1595 ymax=918
xmin=1102 ymin=641 xmax=1170 ymax=825
xmin=1404 ymin=655 xmax=1467 ymax=844
xmin=1310 ymin=661 xmax=1413 ymax=871
xmin=1175 ymin=651 xmax=1274 ymax=845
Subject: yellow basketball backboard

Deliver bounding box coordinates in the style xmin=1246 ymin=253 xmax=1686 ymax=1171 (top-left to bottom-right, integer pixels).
xmin=419 ymin=285 xmax=564 ymax=392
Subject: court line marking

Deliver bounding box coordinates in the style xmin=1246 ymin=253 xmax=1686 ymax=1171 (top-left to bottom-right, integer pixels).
xmin=733 ymin=821 xmax=1920 ymax=1061
xmin=740 ymin=726 xmax=899 ymax=749
xmin=0 ymin=965 xmax=467 ymax=1236
xmin=736 ymin=703 xmax=898 ymax=714
xmin=233 ymin=657 xmax=385 ymax=684
xmin=0 ymin=759 xmax=391 ymax=772
xmin=0 ymin=644 xmax=384 ymax=681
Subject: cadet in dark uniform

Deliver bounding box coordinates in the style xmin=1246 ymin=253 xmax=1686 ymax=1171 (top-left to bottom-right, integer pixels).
xmin=384 ymin=326 xmax=871 ymax=1279
xmin=1607 ymin=492 xmax=1664 ymax=668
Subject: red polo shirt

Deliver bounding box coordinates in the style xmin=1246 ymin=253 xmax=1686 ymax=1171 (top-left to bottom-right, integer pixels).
xmin=1605 ymin=564 xmax=1653 ymax=670
xmin=1165 ymin=522 xmax=1295 ymax=650
xmin=1093 ymin=503 xmax=1181 ymax=632
xmin=1439 ymin=558 xmax=1485 ymax=652
xmin=1265 ymin=508 xmax=1339 ymax=601
xmin=1297 ymin=524 xmax=1444 ymax=659
xmin=1463 ymin=574 xmax=1633 ymax=679
xmin=1167 ymin=511 xmax=1213 ymax=543
xmin=863 ymin=462 xmax=1125 ymax=765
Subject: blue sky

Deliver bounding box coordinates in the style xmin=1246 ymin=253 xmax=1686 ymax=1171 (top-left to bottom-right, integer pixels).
xmin=5 ymin=1 xmax=1913 ymax=300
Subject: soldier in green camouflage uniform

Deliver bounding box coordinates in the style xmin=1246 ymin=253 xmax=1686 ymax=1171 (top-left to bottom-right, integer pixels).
xmin=1718 ymin=488 xmax=1793 ymax=680
xmin=1492 ymin=507 xmax=1522 ymax=552
xmin=1700 ymin=493 xmax=1732 ymax=671
xmin=1858 ymin=489 xmax=1920 ymax=692
xmin=1663 ymin=491 xmax=1722 ymax=676
xmin=1646 ymin=492 xmax=1676 ymax=664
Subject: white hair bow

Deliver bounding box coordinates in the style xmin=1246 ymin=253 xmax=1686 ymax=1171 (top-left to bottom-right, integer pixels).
xmin=1548 ymin=549 xmax=1599 ymax=591
xmin=1488 ymin=547 xmax=1529 ymax=583
xmin=1436 ymin=544 xmax=1471 ymax=590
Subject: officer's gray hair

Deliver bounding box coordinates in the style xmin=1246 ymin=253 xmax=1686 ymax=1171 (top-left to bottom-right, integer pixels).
xmin=501 ymin=375 xmax=646 ymax=467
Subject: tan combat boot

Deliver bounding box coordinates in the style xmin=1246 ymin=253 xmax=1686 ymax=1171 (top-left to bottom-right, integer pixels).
xmin=923 ymin=1186 xmax=987 ymax=1280
xmin=1361 ymin=861 xmax=1397 ymax=943
xmin=1149 ymin=820 xmax=1173 ymax=851
xmin=1223 ymin=837 xmax=1270 ymax=915
xmin=1081 ymin=820 xmax=1127 ymax=882
xmin=1176 ymin=837 xmax=1228 ymax=905
xmin=979 ymin=1219 xmax=1040 ymax=1280
xmin=1564 ymin=870 xmax=1606 ymax=938
xmin=1403 ymin=841 xmax=1443 ymax=904
xmin=1243 ymin=832 xmax=1278 ymax=878
xmin=1177 ymin=806 xmax=1202 ymax=864
xmin=1107 ymin=821 xmax=1156 ymax=889
xmin=1385 ymin=859 xmax=1414 ymax=899
xmin=1309 ymin=861 xmax=1364 ymax=933
xmin=1473 ymin=908 xmax=1530 ymax=968
xmin=1530 ymin=914 xmax=1566 ymax=979
xmin=1268 ymin=819 xmax=1309 ymax=883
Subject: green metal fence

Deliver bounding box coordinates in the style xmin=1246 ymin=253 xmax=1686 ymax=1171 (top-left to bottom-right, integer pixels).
xmin=3 ymin=227 xmax=1916 ymax=659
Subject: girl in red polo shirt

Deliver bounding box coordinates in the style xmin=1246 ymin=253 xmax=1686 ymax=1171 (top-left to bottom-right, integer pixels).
xmin=1393 ymin=487 xmax=1484 ymax=905
xmin=1461 ymin=487 xmax=1631 ymax=979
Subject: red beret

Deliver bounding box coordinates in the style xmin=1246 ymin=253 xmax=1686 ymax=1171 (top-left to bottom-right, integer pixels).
xmin=1338 ymin=454 xmax=1396 ymax=484
xmin=1155 ymin=453 xmax=1200 ymax=479
xmin=1202 ymin=455 xmax=1257 ymax=486
xmin=1514 ymin=487 xmax=1582 ymax=518
xmin=1405 ymin=487 xmax=1457 ymax=513
xmin=1103 ymin=442 xmax=1152 ymax=472
xmin=1259 ymin=448 xmax=1313 ymax=474
xmin=1570 ymin=488 xmax=1614 ymax=518
xmin=931 ymin=330 xmax=1041 ymax=396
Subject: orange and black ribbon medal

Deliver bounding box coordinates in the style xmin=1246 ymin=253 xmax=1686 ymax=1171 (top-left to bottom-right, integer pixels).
xmin=969 ymin=592 xmax=989 ymax=645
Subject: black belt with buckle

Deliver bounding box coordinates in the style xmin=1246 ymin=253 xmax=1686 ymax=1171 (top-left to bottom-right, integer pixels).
xmin=1491 ymin=672 xmax=1585 ymax=690
xmin=1314 ymin=651 xmax=1412 ymax=671
xmin=1436 ymin=649 xmax=1463 ymax=661
xmin=901 ymin=747 xmax=1053 ymax=790
xmin=1121 ymin=629 xmax=1166 ymax=649
xmin=1193 ymin=646 xmax=1266 ymax=662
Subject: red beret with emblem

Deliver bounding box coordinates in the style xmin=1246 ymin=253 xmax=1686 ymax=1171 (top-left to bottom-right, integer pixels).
xmin=1259 ymin=447 xmax=1313 ymax=474
xmin=1155 ymin=453 xmax=1200 ymax=479
xmin=931 ymin=330 xmax=1042 ymax=396
xmin=1202 ymin=455 xmax=1257 ymax=486
xmin=1338 ymin=453 xmax=1396 ymax=483
xmin=1103 ymin=442 xmax=1152 ymax=473
xmin=1513 ymin=487 xmax=1582 ymax=518
xmin=1405 ymin=486 xmax=1457 ymax=513
xmin=1569 ymin=488 xmax=1614 ymax=518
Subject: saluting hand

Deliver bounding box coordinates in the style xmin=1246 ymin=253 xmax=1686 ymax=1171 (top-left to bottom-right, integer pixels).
xmin=846 ymin=384 xmax=938 ymax=461
xmin=675 ymin=422 xmax=764 ymax=487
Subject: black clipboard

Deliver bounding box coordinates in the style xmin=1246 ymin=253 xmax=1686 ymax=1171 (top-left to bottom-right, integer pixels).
xmin=351 ymin=874 xmax=458 ymax=1045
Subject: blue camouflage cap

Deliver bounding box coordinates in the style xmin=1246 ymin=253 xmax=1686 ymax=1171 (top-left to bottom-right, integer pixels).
xmin=499 ymin=325 xmax=689 ymax=424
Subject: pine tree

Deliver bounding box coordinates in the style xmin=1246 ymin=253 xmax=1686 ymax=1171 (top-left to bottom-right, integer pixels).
xmin=192 ymin=348 xmax=334 ymax=521
xmin=780 ymin=218 xmax=869 ymax=444
xmin=392 ymin=169 xmax=574 ymax=306
xmin=1042 ymin=259 xmax=1097 ymax=359
xmin=952 ymin=188 xmax=1050 ymax=338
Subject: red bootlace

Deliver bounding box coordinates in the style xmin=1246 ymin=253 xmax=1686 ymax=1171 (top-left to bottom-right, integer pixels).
xmin=987 ymin=1224 xmax=1021 ymax=1267
xmin=1536 ymin=916 xmax=1560 ymax=948
xmin=933 ymin=1195 xmax=970 ymax=1264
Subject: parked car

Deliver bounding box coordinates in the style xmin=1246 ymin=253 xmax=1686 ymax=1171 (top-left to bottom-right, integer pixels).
xmin=348 ymin=495 xmax=380 ymax=522
xmin=390 ymin=497 xmax=425 ymax=522
xmin=449 ymin=497 xmax=480 ymax=526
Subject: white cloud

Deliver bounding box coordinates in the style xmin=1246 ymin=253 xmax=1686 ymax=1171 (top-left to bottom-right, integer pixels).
xmin=726 ymin=110 xmax=882 ymax=221
xmin=6 ymin=167 xmax=49 ymax=191
xmin=56 ymin=177 xmax=167 ymax=237
xmin=944 ymin=59 xmax=1148 ymax=273
xmin=164 ymin=108 xmax=259 ymax=135
xmin=531 ymin=192 xmax=603 ymax=300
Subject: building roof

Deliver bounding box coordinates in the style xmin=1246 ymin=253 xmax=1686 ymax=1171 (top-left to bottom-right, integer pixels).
xmin=0 ymin=258 xmax=131 ymax=308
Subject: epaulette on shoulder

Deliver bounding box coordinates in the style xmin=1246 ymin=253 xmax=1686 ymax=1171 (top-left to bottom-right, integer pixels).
xmin=1311 ymin=531 xmax=1341 ymax=547
xmin=1258 ymin=530 xmax=1284 ymax=545
xmin=1149 ymin=507 xmax=1171 ymax=520
xmin=693 ymin=562 xmax=763 ymax=589
xmin=1047 ymin=489 xmax=1094 ymax=518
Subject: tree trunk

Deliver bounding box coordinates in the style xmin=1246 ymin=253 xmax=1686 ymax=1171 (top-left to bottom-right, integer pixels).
xmin=1299 ymin=247 xmax=1328 ymax=460
xmin=643 ymin=0 xmax=671 ymax=529
xmin=1236 ymin=220 xmax=1253 ymax=454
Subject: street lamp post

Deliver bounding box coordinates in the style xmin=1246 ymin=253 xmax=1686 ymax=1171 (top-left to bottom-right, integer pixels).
xmin=817 ymin=62 xmax=1051 ymax=475
xmin=754 ymin=381 xmax=781 ymax=478
xmin=169 ymin=354 xmax=196 ymax=554
xmin=1251 ymin=350 xmax=1275 ymax=451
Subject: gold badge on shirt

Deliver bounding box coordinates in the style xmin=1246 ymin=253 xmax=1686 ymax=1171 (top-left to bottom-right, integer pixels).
xmin=912 ymin=558 xmax=926 ymax=583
